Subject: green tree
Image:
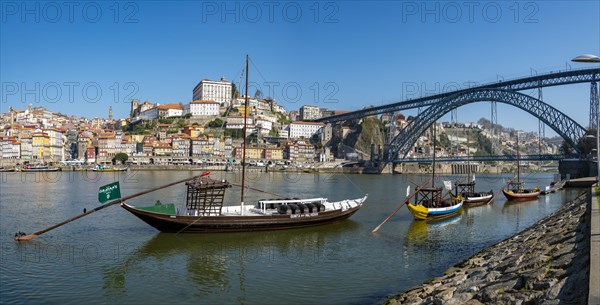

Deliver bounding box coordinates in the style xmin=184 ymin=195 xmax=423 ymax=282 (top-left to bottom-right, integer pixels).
xmin=268 ymin=127 xmax=278 ymax=137
xmin=113 ymin=152 xmax=129 ymax=164
xmin=158 ymin=118 xmax=174 ymax=124
xmin=232 ymin=83 xmax=239 ymax=98
xmin=206 ymin=118 xmax=225 ymax=128
xmin=559 ymin=140 xmax=575 ymax=157
xmin=435 ymin=133 xmax=451 ymax=148
xmin=225 ymin=129 xmax=244 ymax=139
xmin=577 ymin=131 xmax=595 ymax=157
xmin=277 ymin=113 xmax=291 ymax=124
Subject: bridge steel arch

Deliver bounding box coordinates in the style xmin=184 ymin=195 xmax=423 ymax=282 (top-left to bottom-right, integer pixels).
xmin=316 ymin=67 xmax=600 ymax=123
xmin=386 ymin=89 xmax=586 ymax=162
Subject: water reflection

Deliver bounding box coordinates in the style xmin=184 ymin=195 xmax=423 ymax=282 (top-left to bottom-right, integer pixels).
xmin=501 ymin=197 xmax=538 ymax=233
xmin=101 ymin=220 xmax=361 ymax=301
xmin=402 ymin=212 xmax=464 ymax=274
xmin=404 ymin=214 xmax=463 ymax=246
xmin=463 ymin=203 xmax=494 ymax=225
xmin=3 ymin=172 xmax=576 ymax=305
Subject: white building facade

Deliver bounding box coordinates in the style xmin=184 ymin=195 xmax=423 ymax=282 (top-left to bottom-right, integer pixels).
xmin=189 ymin=100 xmax=220 ymax=116
xmin=299 ymin=105 xmax=321 ymax=120
xmin=288 ymin=121 xmax=325 ymax=139
xmin=139 ymin=107 xmax=158 ymax=120
xmin=255 ymin=119 xmax=273 ymax=135
xmin=225 ymin=116 xmax=255 ymax=129
xmin=193 ymin=77 xmax=232 ymax=105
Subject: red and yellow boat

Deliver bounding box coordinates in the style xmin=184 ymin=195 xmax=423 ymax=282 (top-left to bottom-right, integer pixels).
xmin=502 ymin=180 xmax=540 ymax=201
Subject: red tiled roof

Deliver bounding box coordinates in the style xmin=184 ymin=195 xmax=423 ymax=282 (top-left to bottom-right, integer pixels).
xmin=191 ymin=100 xmax=219 ymax=104
xmin=157 ymin=104 xmax=183 ymax=110
xmin=290 ymin=121 xmax=325 ymax=126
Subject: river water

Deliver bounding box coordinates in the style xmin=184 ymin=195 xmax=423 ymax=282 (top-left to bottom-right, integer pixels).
xmin=0 ymin=170 xmax=582 ymax=304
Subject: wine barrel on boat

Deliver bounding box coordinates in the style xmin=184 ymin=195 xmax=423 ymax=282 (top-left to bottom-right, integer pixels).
xmin=288 ymin=204 xmax=298 ymax=214
xmin=278 ymin=205 xmax=291 ymax=215
xmin=296 ymin=203 xmax=307 ymax=213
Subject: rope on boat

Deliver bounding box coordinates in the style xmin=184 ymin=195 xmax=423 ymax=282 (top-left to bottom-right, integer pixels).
xmin=341 ymin=173 xmax=366 ymax=196
xmin=229 ymin=182 xmax=284 ymax=198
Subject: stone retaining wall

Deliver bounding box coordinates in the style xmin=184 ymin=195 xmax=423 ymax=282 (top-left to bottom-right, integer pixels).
xmin=385 ymin=191 xmax=591 ymax=305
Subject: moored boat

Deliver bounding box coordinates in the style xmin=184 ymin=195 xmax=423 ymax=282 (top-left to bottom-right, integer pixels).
xmin=407 ymin=187 xmax=463 ymax=221
xmin=452 ymin=181 xmax=494 ymax=207
xmin=502 ymin=133 xmax=540 ymax=201
xmin=121 ymin=55 xmax=366 ymax=233
xmin=121 ymin=175 xmax=367 ymax=233
xmin=502 ymin=181 xmax=540 ymax=201
xmin=406 ymin=122 xmax=463 ymax=221
xmin=19 ymin=164 xmax=61 ymax=172
xmin=93 ymin=165 xmax=128 ymax=172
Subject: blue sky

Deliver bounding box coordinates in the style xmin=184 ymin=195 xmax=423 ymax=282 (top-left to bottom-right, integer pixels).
xmin=1 ymin=1 xmax=599 ymax=136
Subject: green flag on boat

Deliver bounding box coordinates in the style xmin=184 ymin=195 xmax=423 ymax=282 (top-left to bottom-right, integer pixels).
xmin=98 ymin=181 xmax=121 ymax=203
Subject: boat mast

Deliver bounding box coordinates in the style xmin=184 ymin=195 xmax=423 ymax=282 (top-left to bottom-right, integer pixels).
xmin=516 ymin=132 xmax=520 ymax=184
xmin=432 ymin=123 xmax=436 ymax=188
xmin=467 ymin=145 xmax=471 ymax=181
xmin=240 ymin=55 xmax=249 ymax=215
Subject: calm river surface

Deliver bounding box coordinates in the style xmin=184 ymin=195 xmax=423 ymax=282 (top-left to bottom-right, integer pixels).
xmin=0 ymin=170 xmax=582 ymax=304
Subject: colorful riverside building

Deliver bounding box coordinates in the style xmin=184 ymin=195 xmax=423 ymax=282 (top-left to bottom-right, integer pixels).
xmin=233 ymin=147 xmax=263 ymax=160
xmin=97 ymin=132 xmax=121 ymax=162
xmin=152 ymin=141 xmax=172 ymax=156
xmin=170 ymin=134 xmax=191 ymax=157
xmin=43 ymin=128 xmax=64 ymax=161
xmin=0 ymin=136 xmax=21 ymax=159
xmin=264 ymin=147 xmax=284 ymax=160
xmin=32 ymin=132 xmax=50 ymax=161
xmin=19 ymin=136 xmax=32 ymax=160
xmin=285 ymin=140 xmax=316 ymax=161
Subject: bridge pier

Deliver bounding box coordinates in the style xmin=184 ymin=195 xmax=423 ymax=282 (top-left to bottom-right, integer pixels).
xmin=559 ymin=159 xmax=598 ymax=180
xmin=451 ymin=163 xmax=479 ymax=175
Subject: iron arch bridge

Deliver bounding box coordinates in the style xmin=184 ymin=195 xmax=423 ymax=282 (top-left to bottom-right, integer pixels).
xmin=315 ymin=67 xmax=600 ymax=123
xmin=384 ymin=89 xmax=587 ymax=163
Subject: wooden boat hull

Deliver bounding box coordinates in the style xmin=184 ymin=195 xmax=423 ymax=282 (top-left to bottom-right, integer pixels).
xmin=20 ymin=167 xmax=61 ymax=172
xmin=93 ymin=168 xmax=127 ymax=172
xmin=463 ymin=193 xmax=494 ymax=207
xmin=502 ymin=189 xmax=540 ymax=201
xmin=407 ymin=201 xmax=463 ymax=221
xmin=121 ymin=199 xmax=364 ymax=233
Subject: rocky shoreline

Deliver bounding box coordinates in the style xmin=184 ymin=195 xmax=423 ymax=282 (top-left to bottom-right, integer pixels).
xmin=385 ymin=191 xmax=591 ymax=305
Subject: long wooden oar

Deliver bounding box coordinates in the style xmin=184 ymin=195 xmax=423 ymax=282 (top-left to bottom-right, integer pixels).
xmin=371 ymin=177 xmax=433 ymax=234
xmin=16 ymin=174 xmax=205 ymax=241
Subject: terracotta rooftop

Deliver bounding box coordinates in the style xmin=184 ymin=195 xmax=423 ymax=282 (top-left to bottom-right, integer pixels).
xmin=157 ymin=104 xmax=183 ymax=110
xmin=191 ymin=100 xmax=219 ymax=104
xmin=290 ymin=121 xmax=326 ymax=126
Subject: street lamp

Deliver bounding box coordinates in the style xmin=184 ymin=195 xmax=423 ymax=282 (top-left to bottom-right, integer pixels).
xmin=573 ymin=54 xmax=600 ymax=180
xmin=572 ymin=54 xmax=600 ymax=63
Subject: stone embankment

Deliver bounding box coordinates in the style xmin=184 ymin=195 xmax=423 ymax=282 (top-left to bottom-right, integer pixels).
xmin=386 ymin=191 xmax=591 ymax=305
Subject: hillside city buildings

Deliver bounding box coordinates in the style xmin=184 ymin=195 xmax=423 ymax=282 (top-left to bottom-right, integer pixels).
xmin=0 ymin=75 xmax=557 ymax=166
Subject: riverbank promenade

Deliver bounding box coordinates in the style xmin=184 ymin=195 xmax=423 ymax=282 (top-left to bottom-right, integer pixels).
xmin=386 ymin=186 xmax=597 ymax=304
